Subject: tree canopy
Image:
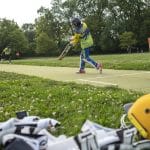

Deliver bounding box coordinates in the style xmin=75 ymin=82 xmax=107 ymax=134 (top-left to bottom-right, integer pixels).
xmin=0 ymin=19 xmax=28 ymax=56
xmin=0 ymin=0 xmax=149 ymax=57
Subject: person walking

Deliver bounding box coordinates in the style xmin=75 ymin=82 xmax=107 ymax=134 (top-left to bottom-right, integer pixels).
xmin=1 ymin=46 xmax=12 ymax=63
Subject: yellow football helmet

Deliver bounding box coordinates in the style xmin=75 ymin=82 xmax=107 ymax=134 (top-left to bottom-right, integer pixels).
xmin=128 ymin=94 xmax=150 ymax=139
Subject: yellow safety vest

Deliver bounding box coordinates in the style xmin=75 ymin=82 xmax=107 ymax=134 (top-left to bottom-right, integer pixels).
xmin=79 ymin=22 xmax=93 ymax=49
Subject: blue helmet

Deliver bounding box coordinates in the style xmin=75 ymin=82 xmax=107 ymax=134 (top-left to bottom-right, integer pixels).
xmin=72 ymin=18 xmax=81 ymax=28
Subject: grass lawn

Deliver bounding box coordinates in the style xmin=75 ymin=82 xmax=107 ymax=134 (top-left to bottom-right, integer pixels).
xmin=0 ymin=53 xmax=148 ymax=139
xmin=11 ymin=52 xmax=150 ymax=71
xmin=0 ymin=72 xmax=143 ymax=136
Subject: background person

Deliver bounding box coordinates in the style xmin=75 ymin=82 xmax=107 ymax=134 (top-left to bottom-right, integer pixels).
xmin=1 ymin=46 xmax=12 ymax=63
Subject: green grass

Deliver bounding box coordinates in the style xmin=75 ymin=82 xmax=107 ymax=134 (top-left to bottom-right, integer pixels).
xmin=0 ymin=71 xmax=143 ymax=136
xmin=0 ymin=53 xmax=149 ymax=136
xmin=10 ymin=52 xmax=150 ymax=71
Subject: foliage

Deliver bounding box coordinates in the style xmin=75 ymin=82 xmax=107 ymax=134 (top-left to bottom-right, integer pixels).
xmin=36 ymin=7 xmax=56 ymax=38
xmin=35 ymin=7 xmax=59 ymax=56
xmin=0 ymin=0 xmax=150 ymax=56
xmin=34 ymin=0 xmax=149 ymax=54
xmin=0 ymin=19 xmax=28 ymax=55
xmin=21 ymin=23 xmax=36 ymax=56
xmin=36 ymin=32 xmax=57 ymax=55
xmin=139 ymin=8 xmax=150 ymax=48
xmin=0 ymin=71 xmax=143 ymax=136
xmin=119 ymin=32 xmax=137 ymax=52
xmin=99 ymin=29 xmax=119 ymax=53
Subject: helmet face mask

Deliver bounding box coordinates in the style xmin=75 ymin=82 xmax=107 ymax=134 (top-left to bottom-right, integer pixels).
xmin=72 ymin=18 xmax=81 ymax=28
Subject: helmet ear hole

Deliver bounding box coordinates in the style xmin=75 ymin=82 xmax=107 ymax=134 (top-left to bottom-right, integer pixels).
xmin=145 ymin=108 xmax=150 ymax=114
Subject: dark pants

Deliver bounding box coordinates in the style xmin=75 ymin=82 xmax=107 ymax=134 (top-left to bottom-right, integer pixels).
xmin=1 ymin=54 xmax=11 ymax=63
xmin=80 ymin=47 xmax=97 ymax=70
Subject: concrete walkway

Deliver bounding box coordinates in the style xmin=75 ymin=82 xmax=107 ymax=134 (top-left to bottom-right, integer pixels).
xmin=0 ymin=64 xmax=150 ymax=93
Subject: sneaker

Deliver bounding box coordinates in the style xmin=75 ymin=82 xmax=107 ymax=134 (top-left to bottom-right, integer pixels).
xmin=97 ymin=63 xmax=102 ymax=74
xmin=76 ymin=69 xmax=86 ymax=74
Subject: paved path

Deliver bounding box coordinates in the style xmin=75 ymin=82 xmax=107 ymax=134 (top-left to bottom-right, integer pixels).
xmin=0 ymin=64 xmax=150 ymax=93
